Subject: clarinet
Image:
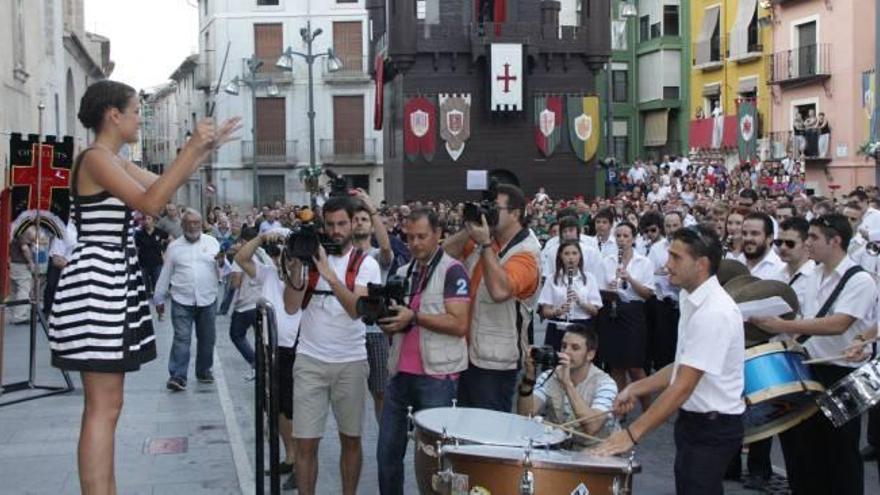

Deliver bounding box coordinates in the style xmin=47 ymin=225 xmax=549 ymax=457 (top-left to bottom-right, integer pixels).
xmin=566 ymin=268 xmax=575 ymax=323
xmin=618 ymin=244 xmax=629 ymax=291
xmin=724 ymin=235 xmax=734 ymax=257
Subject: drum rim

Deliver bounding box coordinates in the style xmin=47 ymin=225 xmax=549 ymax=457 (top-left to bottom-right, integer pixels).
xmin=745 ymin=341 xmax=806 ymax=360
xmin=744 ymin=381 xmax=824 ymax=404
xmin=743 ymin=404 xmax=817 ymax=444
xmin=412 ymin=407 xmax=568 ymax=446
xmin=440 ymin=445 xmax=642 ymax=474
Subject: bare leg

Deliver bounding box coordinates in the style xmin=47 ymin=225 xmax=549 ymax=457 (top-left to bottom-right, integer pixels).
xmin=79 ymin=371 xmax=125 ymax=495
xmin=339 ymin=433 xmax=362 ymax=495
xmin=371 ymin=391 xmax=384 ymax=423
xmin=628 ymin=368 xmax=652 ymax=411
xmin=295 ymin=437 xmax=320 ymax=495
xmin=278 ymin=415 xmax=296 ymax=465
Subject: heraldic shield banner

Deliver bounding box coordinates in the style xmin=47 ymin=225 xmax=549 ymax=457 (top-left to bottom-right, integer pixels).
xmin=404 ymin=96 xmax=437 ymax=163
xmin=534 ymin=95 xmax=563 ymax=157
xmin=737 ymin=98 xmax=757 ymax=163
xmin=439 ymin=93 xmax=471 ymax=162
xmin=566 ymin=96 xmax=600 ymax=163
xmin=7 ymin=133 xmax=74 ymax=238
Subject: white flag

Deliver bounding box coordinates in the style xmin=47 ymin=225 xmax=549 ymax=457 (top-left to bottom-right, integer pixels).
xmin=490 ymin=43 xmax=523 ymax=112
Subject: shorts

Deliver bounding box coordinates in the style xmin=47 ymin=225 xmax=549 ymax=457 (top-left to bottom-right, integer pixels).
xmin=277 ymin=346 xmax=296 ymax=419
xmin=366 ymin=332 xmax=390 ymax=396
xmin=292 ymin=353 xmax=368 ymax=438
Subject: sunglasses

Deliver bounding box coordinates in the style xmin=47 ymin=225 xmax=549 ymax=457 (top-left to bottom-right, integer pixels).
xmin=642 ymin=227 xmax=660 ymax=234
xmin=772 ymin=239 xmax=797 ymax=249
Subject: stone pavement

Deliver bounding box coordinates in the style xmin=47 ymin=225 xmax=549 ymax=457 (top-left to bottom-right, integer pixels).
xmin=1 ymin=311 xmax=877 ymax=494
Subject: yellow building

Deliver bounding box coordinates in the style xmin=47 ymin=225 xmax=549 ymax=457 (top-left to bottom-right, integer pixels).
xmin=689 ymin=0 xmax=772 ymax=158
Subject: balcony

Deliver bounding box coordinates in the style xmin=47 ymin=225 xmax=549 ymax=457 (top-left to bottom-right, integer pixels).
xmin=242 ymin=57 xmax=293 ymax=84
xmin=323 ymin=54 xmax=370 ymax=84
xmin=765 ymin=130 xmax=831 ymax=163
xmin=241 ymin=140 xmax=299 ymax=164
xmin=319 ymin=138 xmax=378 ymax=164
xmin=768 ymin=44 xmax=831 ymax=87
xmin=693 ymin=37 xmax=723 ymax=71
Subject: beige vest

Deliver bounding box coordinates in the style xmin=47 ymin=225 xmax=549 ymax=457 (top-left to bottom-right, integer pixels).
xmin=386 ymin=252 xmax=469 ymax=376
xmin=541 ymin=364 xmax=617 ymax=447
xmin=466 ymin=229 xmax=541 ymax=370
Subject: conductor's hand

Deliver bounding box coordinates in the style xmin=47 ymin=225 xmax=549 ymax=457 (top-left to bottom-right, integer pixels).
xmin=377 ymin=302 xmax=415 ymax=334
xmin=192 ymin=117 xmax=242 ymax=151
xmin=612 ymin=385 xmax=638 ymax=417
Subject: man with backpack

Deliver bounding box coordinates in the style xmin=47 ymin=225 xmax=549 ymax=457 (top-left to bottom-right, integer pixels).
xmin=283 ymin=196 xmax=382 ymax=495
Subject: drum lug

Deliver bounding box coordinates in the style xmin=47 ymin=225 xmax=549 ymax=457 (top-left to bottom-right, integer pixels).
xmin=451 ymin=398 xmax=458 ymax=408
xmin=407 ymin=406 xmax=414 ymax=441
xmin=431 ymin=469 xmax=452 ymax=494
xmin=518 ymin=469 xmax=534 ymax=495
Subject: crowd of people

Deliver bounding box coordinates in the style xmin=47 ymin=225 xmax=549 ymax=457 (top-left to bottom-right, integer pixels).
xmin=34 ymin=78 xmax=880 ymax=495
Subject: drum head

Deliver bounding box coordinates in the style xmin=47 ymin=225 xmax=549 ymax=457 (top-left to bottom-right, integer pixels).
xmin=818 ymin=360 xmax=880 ymax=428
xmin=743 ymin=399 xmax=817 ymax=444
xmin=441 ymin=444 xmax=640 ymax=474
xmin=413 ymin=407 xmax=568 ymax=447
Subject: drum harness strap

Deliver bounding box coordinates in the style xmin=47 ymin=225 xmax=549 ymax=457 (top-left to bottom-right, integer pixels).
xmin=796 ymin=265 xmax=863 ymax=346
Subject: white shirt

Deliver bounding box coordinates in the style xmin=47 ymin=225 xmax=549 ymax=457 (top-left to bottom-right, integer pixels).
xmin=259 ymin=220 xmax=283 ymax=234
xmin=647 ymin=190 xmax=667 ymax=204
xmin=154 ymin=234 xmax=222 ymax=307
xmin=540 ymin=238 xmax=605 ymax=286
xmin=861 ymin=207 xmax=880 ymax=234
xmin=745 ymin=249 xmax=787 ymax=282
xmin=674 ymin=276 xmax=745 ymax=415
xmin=254 ymin=262 xmax=302 ymax=348
xmin=627 ymin=166 xmax=647 ymax=184
xmin=297 ymin=247 xmax=382 ymax=363
xmin=49 ymin=222 xmax=78 ymax=261
xmin=775 ymin=259 xmax=816 ymax=312
xmin=538 ymin=270 xmax=603 ymax=321
xmin=648 ymin=238 xmax=678 ymax=301
xmin=595 ymin=235 xmax=618 ymax=259
xmin=231 ymin=248 xmax=271 ymax=313
xmin=601 ymin=252 xmax=655 ymax=303
xmin=802 ymin=257 xmax=877 ymax=367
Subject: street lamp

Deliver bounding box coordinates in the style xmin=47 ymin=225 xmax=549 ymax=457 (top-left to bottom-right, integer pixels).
xmin=275 ymin=20 xmax=343 ymax=206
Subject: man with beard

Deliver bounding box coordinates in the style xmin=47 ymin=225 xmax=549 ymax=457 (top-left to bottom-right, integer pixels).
xmin=282 ymin=196 xmax=381 ymax=495
xmin=154 ymin=208 xmax=227 ymax=391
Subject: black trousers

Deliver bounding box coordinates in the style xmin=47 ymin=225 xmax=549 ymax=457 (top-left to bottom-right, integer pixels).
xmin=645 ymin=296 xmax=679 ymax=371
xmin=779 ymin=365 xmax=863 ymax=495
xmin=674 ymin=410 xmax=744 ymax=495
xmin=725 ymin=436 xmax=772 ymax=480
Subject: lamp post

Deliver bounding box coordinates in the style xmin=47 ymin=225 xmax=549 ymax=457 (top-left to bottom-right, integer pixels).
xmin=606 ymin=1 xmax=638 ymax=164
xmin=275 ymin=20 xmax=343 ymax=207
xmin=224 ymin=55 xmax=281 ymax=208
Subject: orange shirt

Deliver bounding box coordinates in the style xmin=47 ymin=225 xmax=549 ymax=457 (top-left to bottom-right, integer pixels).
xmin=463 ymin=239 xmax=540 ymax=303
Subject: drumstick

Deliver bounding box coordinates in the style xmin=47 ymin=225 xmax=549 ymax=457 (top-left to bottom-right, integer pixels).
xmin=540 ymin=420 xmax=604 ymax=444
xmin=556 ymin=410 xmax=613 ymax=429
xmin=803 ymin=336 xmax=880 ymax=365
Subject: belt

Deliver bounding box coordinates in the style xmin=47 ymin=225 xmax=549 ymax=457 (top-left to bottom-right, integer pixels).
xmin=679 ymin=409 xmax=741 ymax=421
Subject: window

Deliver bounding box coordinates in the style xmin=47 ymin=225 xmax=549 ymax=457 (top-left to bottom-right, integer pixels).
xmin=613 ymin=137 xmax=629 ymax=163
xmin=12 ymin=0 xmax=27 ymax=80
xmin=612 ymin=70 xmax=628 ymax=102
xmin=333 ymin=95 xmax=365 ymax=157
xmin=257 ymin=0 xmax=279 ymax=5
xmin=416 ymin=0 xmax=426 ymax=19
xmin=203 ymin=0 xmax=208 ymax=16
xmin=651 ymin=22 xmax=661 ymax=39
xmin=711 ymin=22 xmax=721 ymax=61
xmin=640 ymin=15 xmax=650 ymax=41
xmin=705 ymin=95 xmax=721 ymax=115
xmin=254 ymin=23 xmax=283 ymax=73
xmin=663 ymin=86 xmax=680 ymax=100
xmin=333 ymin=21 xmax=363 ymax=74
xmin=747 ymin=7 xmax=759 ymax=52
xmin=663 ymin=5 xmax=679 ymax=37
xmin=255 ymin=97 xmax=287 ymax=158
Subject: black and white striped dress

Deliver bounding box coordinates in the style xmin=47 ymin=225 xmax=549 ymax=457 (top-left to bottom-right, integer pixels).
xmin=48 ymin=151 xmax=156 ymax=372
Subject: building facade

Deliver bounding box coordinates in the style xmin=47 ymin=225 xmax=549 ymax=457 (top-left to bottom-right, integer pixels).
xmin=766 ymin=0 xmax=876 ymax=193
xmin=197 ymin=0 xmax=383 ymax=208
xmin=371 ymin=0 xmax=612 ymax=203
xmin=688 ymin=0 xmax=772 ymax=166
xmin=1 ymin=0 xmax=113 ymax=188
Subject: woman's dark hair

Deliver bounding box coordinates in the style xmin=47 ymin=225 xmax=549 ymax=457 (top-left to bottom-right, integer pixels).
xmin=554 ymin=240 xmax=586 ymax=286
xmin=77 ymin=80 xmax=137 ymax=132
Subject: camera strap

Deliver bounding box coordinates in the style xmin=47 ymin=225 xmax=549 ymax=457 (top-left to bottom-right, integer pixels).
xmin=498 ymin=227 xmax=531 ymax=259
xmin=405 ymin=248 xmax=445 ymax=298
xmin=302 ymin=248 xmax=367 ymax=308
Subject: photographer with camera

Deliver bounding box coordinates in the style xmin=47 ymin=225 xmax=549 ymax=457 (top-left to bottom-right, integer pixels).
xmin=373 ymin=208 xmax=471 ymax=495
xmin=281 ymin=196 xmax=381 ymax=495
xmin=350 ymin=190 xmax=395 ymax=423
xmin=234 ymin=226 xmax=303 ymax=490
xmin=443 ymin=183 xmax=541 ymax=413
xmin=517 ymin=324 xmax=618 ymax=446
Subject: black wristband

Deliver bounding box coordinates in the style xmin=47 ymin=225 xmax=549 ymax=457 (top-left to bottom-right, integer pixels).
xmin=521 ymin=377 xmax=536 ymax=386
xmin=625 ymin=426 xmax=638 ymax=445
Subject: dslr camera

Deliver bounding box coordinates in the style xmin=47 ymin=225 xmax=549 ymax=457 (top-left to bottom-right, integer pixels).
xmin=356 ymin=275 xmax=409 ymax=325
xmin=325 ymin=169 xmax=349 ymax=198
xmin=530 ymin=345 xmax=560 ymax=371
xmin=462 ymin=177 xmax=499 ymax=227
xmin=283 ymin=223 xmax=343 ymax=262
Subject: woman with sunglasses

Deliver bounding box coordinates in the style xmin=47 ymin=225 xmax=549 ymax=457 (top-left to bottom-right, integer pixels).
xmin=538 ymin=240 xmax=603 ymax=352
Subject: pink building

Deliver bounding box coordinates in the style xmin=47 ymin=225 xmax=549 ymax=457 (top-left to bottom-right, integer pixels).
xmin=766 ymin=0 xmax=876 ymax=194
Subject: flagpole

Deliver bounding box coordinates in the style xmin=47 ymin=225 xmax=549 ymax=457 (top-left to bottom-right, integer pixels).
xmin=28 ymin=102 xmax=46 ymax=386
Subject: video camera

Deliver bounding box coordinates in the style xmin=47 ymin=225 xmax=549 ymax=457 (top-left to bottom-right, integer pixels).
xmin=462 ymin=177 xmax=500 ymax=227
xmin=325 ymin=169 xmax=349 ymax=198
xmin=530 ymin=345 xmax=559 ymax=371
xmin=281 ymin=224 xmax=343 ymax=263
xmin=356 ymin=275 xmax=409 ymax=325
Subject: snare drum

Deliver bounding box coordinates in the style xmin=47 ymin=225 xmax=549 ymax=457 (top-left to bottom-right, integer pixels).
xmin=437 ymin=444 xmax=640 ymax=495
xmin=412 ymin=407 xmax=567 ymax=495
xmin=743 ymin=342 xmax=824 ymax=443
xmin=817 ymin=359 xmax=880 ymax=428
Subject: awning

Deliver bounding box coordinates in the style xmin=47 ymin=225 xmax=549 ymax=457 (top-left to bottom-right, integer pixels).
xmin=729 ymin=0 xmax=757 ymax=59
xmin=694 ymin=7 xmax=721 ymax=66
xmin=644 ymin=110 xmax=669 ymax=147
xmin=702 ymin=83 xmax=721 ymax=96
xmin=738 ymin=77 xmax=758 ymax=94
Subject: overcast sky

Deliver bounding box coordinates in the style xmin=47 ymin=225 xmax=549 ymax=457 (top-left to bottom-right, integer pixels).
xmin=84 ymin=0 xmax=199 ymax=91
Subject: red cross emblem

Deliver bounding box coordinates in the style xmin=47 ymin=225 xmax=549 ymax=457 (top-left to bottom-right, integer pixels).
xmin=496 ymin=63 xmax=517 ymax=93
xmin=11 ymin=143 xmax=70 ymax=211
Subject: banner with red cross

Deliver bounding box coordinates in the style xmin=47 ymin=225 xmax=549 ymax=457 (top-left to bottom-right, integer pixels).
xmin=7 ymin=133 xmax=74 ymax=239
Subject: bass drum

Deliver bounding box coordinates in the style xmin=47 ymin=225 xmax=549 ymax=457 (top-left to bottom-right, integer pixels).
xmin=412 ymin=407 xmax=567 ymax=495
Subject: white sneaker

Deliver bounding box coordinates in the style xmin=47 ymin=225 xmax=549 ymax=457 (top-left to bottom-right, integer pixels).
xmin=243 ymin=369 xmax=256 ymax=382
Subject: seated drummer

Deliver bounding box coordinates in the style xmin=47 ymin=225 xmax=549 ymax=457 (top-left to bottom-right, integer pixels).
xmin=751 ymin=213 xmax=877 ymax=495
xmin=517 ymin=324 xmax=618 ymax=447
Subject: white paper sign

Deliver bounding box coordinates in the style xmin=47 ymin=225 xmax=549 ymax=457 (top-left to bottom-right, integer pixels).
xmin=466 ymin=170 xmax=488 ymax=191
xmin=836 ymin=144 xmax=848 ymax=158
xmin=738 ymin=296 xmax=794 ymax=320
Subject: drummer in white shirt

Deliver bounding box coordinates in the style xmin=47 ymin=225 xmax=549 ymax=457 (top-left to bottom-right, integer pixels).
xmin=595 ymin=224 xmax=745 ymax=494
xmin=751 ymin=213 xmax=876 ymax=495
xmin=773 ymin=217 xmax=816 ymax=308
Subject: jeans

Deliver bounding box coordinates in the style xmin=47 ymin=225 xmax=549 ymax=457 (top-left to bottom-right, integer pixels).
xmin=168 ymin=299 xmax=217 ymax=380
xmin=218 ymin=283 xmax=235 ymax=315
xmin=229 ymin=309 xmax=256 ymax=366
xmin=377 ymin=372 xmax=458 ymax=495
xmin=456 ymin=364 xmax=518 ymax=412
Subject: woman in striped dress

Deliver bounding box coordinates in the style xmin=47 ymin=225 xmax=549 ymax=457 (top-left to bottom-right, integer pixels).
xmin=48 ymin=80 xmax=240 ymax=495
